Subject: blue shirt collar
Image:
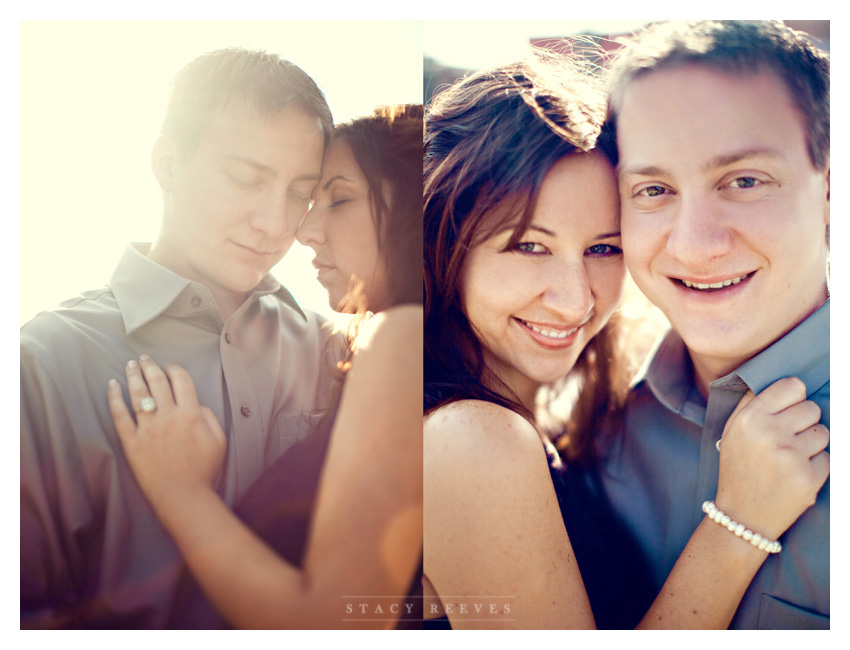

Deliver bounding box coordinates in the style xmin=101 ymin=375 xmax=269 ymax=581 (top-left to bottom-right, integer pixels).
xmin=733 ymin=299 xmax=829 ymax=396
xmin=642 ymin=299 xmax=830 ymax=416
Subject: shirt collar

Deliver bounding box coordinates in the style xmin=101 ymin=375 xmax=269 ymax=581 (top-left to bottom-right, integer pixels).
xmin=731 ymin=299 xmax=829 ymax=396
xmin=643 ymin=299 xmax=830 ymax=413
xmin=110 ymin=243 xmax=306 ymax=335
xmin=640 ymin=327 xmax=694 ymax=416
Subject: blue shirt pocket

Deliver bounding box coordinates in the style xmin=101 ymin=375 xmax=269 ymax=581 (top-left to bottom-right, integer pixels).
xmin=758 ymin=594 xmax=829 ymax=630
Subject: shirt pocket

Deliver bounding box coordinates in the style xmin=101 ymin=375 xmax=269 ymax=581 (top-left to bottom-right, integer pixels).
xmin=268 ymin=411 xmax=324 ymax=459
xmin=758 ymin=594 xmax=829 ymax=629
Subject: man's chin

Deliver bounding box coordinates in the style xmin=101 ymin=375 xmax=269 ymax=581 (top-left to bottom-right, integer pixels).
xmin=680 ymin=326 xmax=764 ymax=373
xmin=218 ymin=270 xmax=271 ymax=294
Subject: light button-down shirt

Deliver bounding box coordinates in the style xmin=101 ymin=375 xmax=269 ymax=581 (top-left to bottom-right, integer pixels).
xmin=21 ymin=243 xmax=339 ymax=628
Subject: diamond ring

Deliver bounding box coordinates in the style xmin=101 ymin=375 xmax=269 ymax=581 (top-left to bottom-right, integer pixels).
xmin=138 ymin=396 xmax=157 ymax=414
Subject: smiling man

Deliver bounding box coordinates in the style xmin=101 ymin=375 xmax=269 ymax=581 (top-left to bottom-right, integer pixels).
xmin=21 ymin=48 xmax=337 ymax=628
xmin=584 ymin=21 xmax=830 ymax=629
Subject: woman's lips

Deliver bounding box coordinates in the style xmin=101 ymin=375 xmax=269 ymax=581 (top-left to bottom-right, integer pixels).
xmin=514 ymin=317 xmax=585 ymax=349
xmin=311 ymin=259 xmax=335 ymax=277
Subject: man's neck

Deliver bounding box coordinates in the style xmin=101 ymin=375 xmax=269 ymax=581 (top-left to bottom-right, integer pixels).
xmin=690 ymin=354 xmax=741 ymax=401
xmin=210 ymin=292 xmax=251 ymax=324
xmin=147 ymin=240 xmax=249 ymax=323
xmin=688 ymin=295 xmax=828 ymax=399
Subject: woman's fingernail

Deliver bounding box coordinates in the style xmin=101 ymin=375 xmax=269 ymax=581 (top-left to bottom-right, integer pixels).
xmin=139 ymin=353 xmax=150 ymax=362
xmin=108 ymin=379 xmax=119 ymax=389
xmin=127 ymin=360 xmax=138 ymax=369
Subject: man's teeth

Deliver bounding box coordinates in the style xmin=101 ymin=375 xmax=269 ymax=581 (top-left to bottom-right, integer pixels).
xmin=523 ymin=320 xmax=578 ymax=339
xmin=682 ymin=274 xmax=749 ymax=290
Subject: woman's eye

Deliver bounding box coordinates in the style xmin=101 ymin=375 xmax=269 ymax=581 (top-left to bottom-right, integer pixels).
xmin=515 ymin=242 xmax=546 ymax=254
xmin=586 ymin=243 xmax=623 ymax=257
xmin=330 ymin=198 xmax=350 ymax=208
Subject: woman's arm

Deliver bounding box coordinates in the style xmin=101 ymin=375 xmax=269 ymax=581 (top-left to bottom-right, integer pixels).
xmin=636 ymin=377 xmax=829 ymax=629
xmin=424 ymin=378 xmax=828 ymax=630
xmin=424 ymin=400 xmax=596 ymax=629
xmin=109 ymin=305 xmax=423 ymax=629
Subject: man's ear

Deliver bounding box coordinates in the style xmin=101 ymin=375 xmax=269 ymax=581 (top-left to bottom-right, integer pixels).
xmin=151 ymin=136 xmax=177 ymax=193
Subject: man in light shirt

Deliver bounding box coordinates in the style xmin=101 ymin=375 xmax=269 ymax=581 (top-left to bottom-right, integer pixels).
xmin=21 ymin=48 xmax=338 ymax=628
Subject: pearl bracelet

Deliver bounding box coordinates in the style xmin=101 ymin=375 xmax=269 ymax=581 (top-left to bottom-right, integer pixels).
xmin=702 ymin=501 xmax=782 ymax=554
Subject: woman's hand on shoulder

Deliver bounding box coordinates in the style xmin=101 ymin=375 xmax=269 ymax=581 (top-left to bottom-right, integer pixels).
xmin=107 ymin=355 xmax=226 ymax=515
xmin=716 ymin=377 xmax=829 ymax=540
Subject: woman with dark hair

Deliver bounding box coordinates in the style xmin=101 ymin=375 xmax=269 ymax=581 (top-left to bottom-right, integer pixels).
xmin=106 ymin=105 xmax=423 ymax=629
xmin=422 ymin=54 xmax=826 ymax=629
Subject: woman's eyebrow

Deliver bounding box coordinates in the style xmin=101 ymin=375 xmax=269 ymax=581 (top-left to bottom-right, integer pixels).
xmin=321 ymin=175 xmax=355 ymax=191
xmin=527 ymin=225 xmax=556 ymax=237
xmin=494 ymin=224 xmax=557 ymax=238
xmin=594 ymin=231 xmax=621 ymax=241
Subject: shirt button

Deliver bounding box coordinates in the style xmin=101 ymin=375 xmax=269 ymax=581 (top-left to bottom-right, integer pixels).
xmin=240 ymin=405 xmax=251 ymax=417
xmin=225 ymin=333 xmax=232 ymax=344
xmin=190 ymin=296 xmax=201 ymax=308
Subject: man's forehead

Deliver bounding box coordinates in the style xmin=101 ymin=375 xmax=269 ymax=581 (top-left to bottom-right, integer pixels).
xmin=615 ymin=64 xmax=804 ymax=163
xmin=203 ymin=96 xmax=319 ymax=129
xmin=193 ymin=99 xmax=324 ymax=154
xmin=179 ymin=105 xmax=324 ymax=183
xmin=618 ymin=62 xmax=793 ymax=113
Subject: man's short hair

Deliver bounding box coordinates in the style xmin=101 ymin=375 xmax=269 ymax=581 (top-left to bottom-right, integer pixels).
xmin=161 ymin=47 xmax=334 ymax=158
xmin=604 ymin=20 xmax=830 ymax=171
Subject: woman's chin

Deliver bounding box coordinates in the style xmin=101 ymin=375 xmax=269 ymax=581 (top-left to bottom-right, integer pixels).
xmin=328 ymin=296 xmax=357 ymax=315
xmin=328 ymin=289 xmax=374 ymax=314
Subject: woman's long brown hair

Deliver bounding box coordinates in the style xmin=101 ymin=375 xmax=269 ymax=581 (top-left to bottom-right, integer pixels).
xmin=322 ymin=104 xmax=424 ymax=389
xmin=424 ymin=52 xmax=629 ymax=465
xmin=335 ymin=104 xmax=424 ymax=312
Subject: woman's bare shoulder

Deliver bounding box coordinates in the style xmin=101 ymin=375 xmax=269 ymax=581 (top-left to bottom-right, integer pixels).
xmin=425 ymin=400 xmax=545 ymax=471
xmin=340 ymin=306 xmax=422 ymax=384
xmin=355 ymin=305 xmax=422 ymax=352
xmin=345 ymin=307 xmax=422 ymax=400
xmin=422 ymin=398 xmax=587 ymax=631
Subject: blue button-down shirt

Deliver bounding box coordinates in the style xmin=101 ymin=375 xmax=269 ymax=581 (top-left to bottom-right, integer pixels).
xmin=593 ymin=300 xmax=829 ymax=629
